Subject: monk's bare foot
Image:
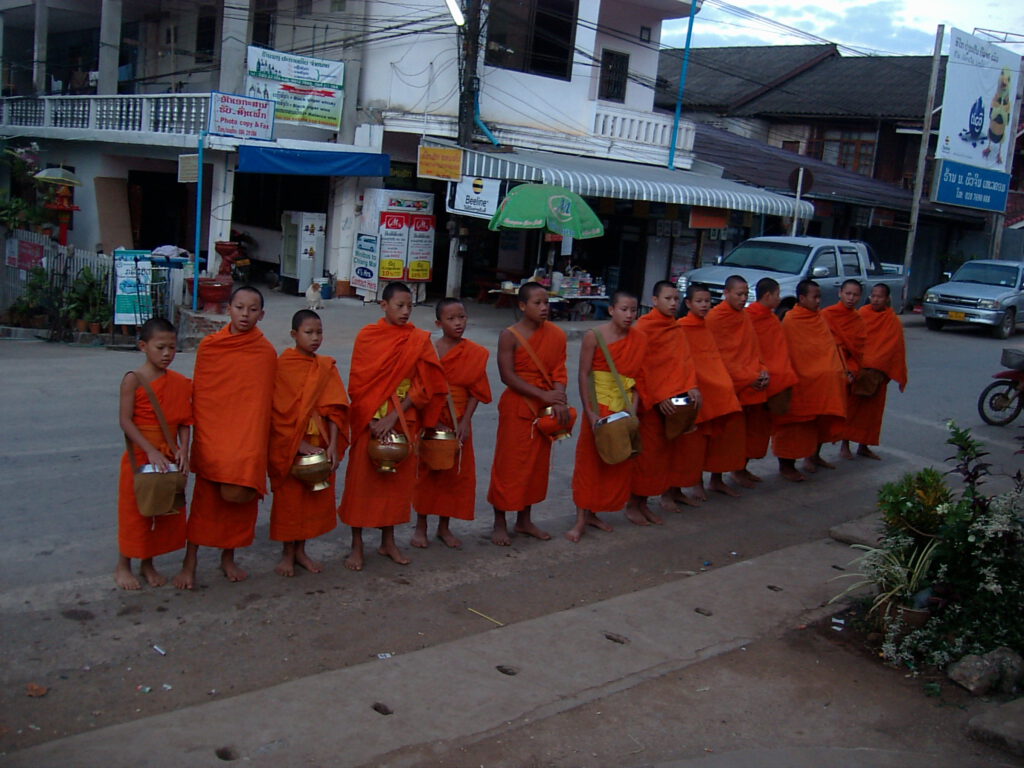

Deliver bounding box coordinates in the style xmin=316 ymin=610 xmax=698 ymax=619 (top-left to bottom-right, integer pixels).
xmin=709 ymin=475 xmax=741 ymax=497
xmin=640 ymin=503 xmax=664 ymax=525
xmin=840 ymin=441 xmax=855 ymax=460
xmin=694 ymin=482 xmax=708 ymax=501
xmin=658 ymin=492 xmax=680 ymax=513
xmin=173 ymin=545 xmax=198 ymax=590
xmin=732 ymin=468 xmax=761 ymax=486
xmin=220 ymin=550 xmax=248 ymax=582
xmin=857 ymin=445 xmax=881 ymax=460
xmin=115 ymin=560 xmax=141 ymax=591
xmin=492 ymin=516 xmax=512 ymax=546
xmin=437 ymin=528 xmax=462 ymax=549
xmin=779 ymin=462 xmax=806 ymax=482
xmin=410 ymin=527 xmax=429 ymax=548
xmin=586 ymin=510 xmax=613 ymax=532
xmin=624 ymin=501 xmax=650 ymax=526
xmin=806 ymin=454 xmax=836 ymax=470
xmin=800 ymin=458 xmax=818 ymax=474
xmin=274 ymin=555 xmax=295 ymax=577
xmin=139 ymin=559 xmax=166 ymax=587
xmin=377 ymin=543 xmax=411 ymax=565
xmin=680 ymin=486 xmax=705 ymax=506
xmin=344 ymin=550 xmax=364 ymax=571
xmin=294 ymin=550 xmax=323 ymax=573
xmin=514 ymin=520 xmax=552 ymax=540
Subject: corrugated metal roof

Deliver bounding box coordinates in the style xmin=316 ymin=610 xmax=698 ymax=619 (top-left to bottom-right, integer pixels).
xmin=427 ymin=141 xmax=814 ymax=218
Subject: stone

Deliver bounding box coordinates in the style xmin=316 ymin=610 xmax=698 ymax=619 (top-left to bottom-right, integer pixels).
xmin=984 ymin=646 xmax=1024 ymax=695
xmin=968 ymin=698 xmax=1024 ymax=757
xmin=948 ymin=654 xmax=1000 ymax=695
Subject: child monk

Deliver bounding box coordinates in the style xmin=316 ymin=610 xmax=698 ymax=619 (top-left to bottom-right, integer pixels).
xmin=774 ymin=280 xmax=847 ymax=482
xmin=567 ymin=291 xmax=648 ymax=541
xmin=747 ymin=278 xmax=799 ymax=462
xmin=629 ymin=281 xmax=699 ymax=517
xmin=487 ymin=282 xmax=570 ymax=546
xmin=705 ymin=275 xmax=769 ymax=490
xmin=338 ymin=281 xmax=447 ymax=570
xmin=841 ymin=283 xmax=907 ymax=460
xmin=176 ymin=285 xmax=276 ymax=588
xmin=268 ymin=309 xmax=350 ymax=576
xmin=412 ymin=298 xmax=492 ymax=548
xmin=116 ymin=317 xmax=191 ymax=590
xmin=677 ymin=285 xmax=743 ymax=499
xmin=819 ymin=279 xmax=866 ymax=469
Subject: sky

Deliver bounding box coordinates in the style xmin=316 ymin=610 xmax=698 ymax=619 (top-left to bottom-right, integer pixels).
xmin=661 ymin=0 xmax=1024 ymax=57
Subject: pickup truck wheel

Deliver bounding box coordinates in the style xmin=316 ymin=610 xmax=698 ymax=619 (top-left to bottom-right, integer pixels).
xmin=924 ymin=318 xmax=944 ymax=331
xmin=993 ymin=309 xmax=1016 ymax=340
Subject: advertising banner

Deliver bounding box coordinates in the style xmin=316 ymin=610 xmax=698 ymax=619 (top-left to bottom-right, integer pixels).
xmin=352 ymin=233 xmax=379 ymax=293
xmin=246 ymin=47 xmax=344 ymax=131
xmin=114 ymin=251 xmax=153 ymax=325
xmin=209 ymin=91 xmax=275 ymax=140
xmin=932 ymin=158 xmax=1010 ymax=213
xmin=417 ymin=145 xmax=463 ymax=181
xmin=446 ymin=176 xmax=505 ymax=219
xmin=937 ymin=29 xmax=1021 ymax=174
xmin=6 ymin=240 xmax=44 ymax=269
xmin=406 ymin=214 xmax=436 ymax=282
xmin=379 ymin=212 xmax=410 ymax=280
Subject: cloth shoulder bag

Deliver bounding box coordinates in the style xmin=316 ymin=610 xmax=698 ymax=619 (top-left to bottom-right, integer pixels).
xmin=125 ymin=375 xmax=187 ymax=517
xmin=590 ymin=330 xmax=641 ymax=465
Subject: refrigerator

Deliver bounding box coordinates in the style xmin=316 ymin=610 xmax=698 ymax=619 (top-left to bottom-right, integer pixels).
xmin=280 ymin=211 xmax=326 ymax=294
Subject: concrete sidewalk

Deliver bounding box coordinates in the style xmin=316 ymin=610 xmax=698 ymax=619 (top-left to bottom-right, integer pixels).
xmin=3 ymin=537 xmax=855 ymax=767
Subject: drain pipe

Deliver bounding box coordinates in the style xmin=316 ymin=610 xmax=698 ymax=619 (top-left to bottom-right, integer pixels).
xmin=474 ymin=90 xmax=500 ymax=147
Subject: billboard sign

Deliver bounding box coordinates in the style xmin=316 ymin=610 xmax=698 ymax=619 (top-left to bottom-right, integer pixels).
xmin=246 ymin=47 xmax=344 ymax=131
xmin=446 ymin=176 xmax=505 ymax=219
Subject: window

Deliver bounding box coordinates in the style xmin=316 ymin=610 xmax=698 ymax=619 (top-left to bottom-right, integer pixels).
xmin=839 ymin=247 xmax=860 ymax=276
xmin=253 ymin=0 xmax=277 ymax=48
xmin=598 ymin=50 xmax=628 ymax=102
xmin=195 ymin=7 xmax=217 ymax=63
xmin=810 ymin=247 xmax=838 ymax=278
xmin=807 ymin=128 xmax=875 ymax=176
xmin=296 ymin=0 xmax=312 ymax=15
xmin=485 ymin=0 xmax=577 ymax=81
xmin=781 ymin=140 xmax=800 ymax=154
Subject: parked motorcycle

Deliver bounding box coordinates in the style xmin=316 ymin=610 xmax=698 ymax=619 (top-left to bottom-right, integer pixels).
xmin=977 ymin=348 xmax=1024 ymax=425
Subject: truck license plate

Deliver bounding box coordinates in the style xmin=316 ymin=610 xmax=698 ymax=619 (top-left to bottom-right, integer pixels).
xmin=948 ymin=311 xmax=966 ymax=320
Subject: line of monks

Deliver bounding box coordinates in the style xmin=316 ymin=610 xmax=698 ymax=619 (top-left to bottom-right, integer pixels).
xmin=114 ymin=276 xmax=907 ymax=591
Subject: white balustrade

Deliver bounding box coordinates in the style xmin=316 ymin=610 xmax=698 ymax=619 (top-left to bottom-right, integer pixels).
xmin=0 ymin=94 xmax=209 ymax=139
xmin=593 ymin=105 xmax=695 ymax=153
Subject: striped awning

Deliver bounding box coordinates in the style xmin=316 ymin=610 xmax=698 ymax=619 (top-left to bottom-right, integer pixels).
xmin=424 ymin=140 xmax=813 ymax=218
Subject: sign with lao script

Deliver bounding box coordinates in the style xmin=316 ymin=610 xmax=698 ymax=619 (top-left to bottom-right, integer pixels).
xmin=209 ymin=91 xmax=275 ymax=140
xmin=931 ymin=159 xmax=1010 ymax=213
xmin=246 ymin=47 xmax=344 ymax=131
xmin=417 ymin=145 xmax=463 ymax=182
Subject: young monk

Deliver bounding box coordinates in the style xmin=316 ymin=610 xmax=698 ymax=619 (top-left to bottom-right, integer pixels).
xmin=568 ymin=291 xmax=648 ymax=542
xmin=338 ymin=281 xmax=447 ymax=570
xmin=677 ymin=285 xmax=743 ymax=499
xmin=773 ymin=280 xmax=847 ymax=482
xmin=705 ymin=275 xmax=769 ymax=490
xmin=841 ymin=283 xmax=907 ymax=459
xmin=177 ymin=285 xmax=276 ymax=588
xmin=819 ymin=279 xmax=867 ymax=469
xmin=747 ymin=278 xmax=799 ymax=462
xmin=412 ymin=298 xmax=492 ymax=549
xmin=268 ymin=310 xmax=350 ymax=577
xmin=629 ymin=281 xmax=700 ymax=516
xmin=487 ymin=282 xmax=570 ymax=546
xmin=116 ymin=317 xmax=191 ymax=590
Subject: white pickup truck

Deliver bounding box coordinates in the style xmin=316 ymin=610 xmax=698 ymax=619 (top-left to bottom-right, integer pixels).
xmin=678 ymin=236 xmax=907 ymax=313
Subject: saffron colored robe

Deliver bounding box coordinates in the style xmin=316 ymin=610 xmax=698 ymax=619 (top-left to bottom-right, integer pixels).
xmin=188 ymin=326 xmax=276 ymax=549
xmin=414 ymin=338 xmax=492 ymax=520
xmin=747 ymin=301 xmax=799 ymax=458
xmin=338 ymin=319 xmax=447 ymax=528
xmin=487 ymin=322 xmax=568 ymax=512
xmin=572 ymin=327 xmax=648 ymax=511
xmin=678 ymin=314 xmax=743 ymax=475
xmin=268 ymin=349 xmax=350 ymax=542
xmin=118 ymin=370 xmax=192 ymax=559
xmin=631 ymin=309 xmax=698 ymax=497
xmin=706 ymin=301 xmax=768 ymax=461
xmin=773 ymin=306 xmax=847 ymax=459
xmin=821 ymin=302 xmax=867 ymax=378
xmin=844 ymin=306 xmax=907 ymax=446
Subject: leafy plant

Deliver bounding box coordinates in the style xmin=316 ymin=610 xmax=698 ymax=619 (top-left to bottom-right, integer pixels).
xmin=831 ymin=538 xmax=940 ymax=616
xmin=878 ymin=467 xmax=951 ymax=543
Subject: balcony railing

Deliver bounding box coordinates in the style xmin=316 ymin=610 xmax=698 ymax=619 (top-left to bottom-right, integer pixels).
xmin=0 ymin=94 xmax=209 ymax=140
xmin=593 ymin=105 xmax=695 ymax=153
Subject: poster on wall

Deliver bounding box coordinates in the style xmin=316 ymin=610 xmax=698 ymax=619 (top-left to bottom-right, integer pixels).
xmin=379 ymin=212 xmax=409 ymax=280
xmin=351 ymin=233 xmax=379 ymax=293
xmin=113 ymin=250 xmax=153 ymax=325
xmin=937 ymin=29 xmax=1021 ymax=173
xmin=246 ymin=46 xmax=344 ymax=131
xmin=6 ymin=239 xmax=44 ymax=270
xmin=406 ymin=214 xmax=435 ymax=281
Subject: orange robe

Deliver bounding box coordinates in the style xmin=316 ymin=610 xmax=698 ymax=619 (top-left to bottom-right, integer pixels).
xmin=268 ymin=349 xmax=350 ymax=542
xmin=747 ymin=302 xmax=799 ymax=458
xmin=844 ymin=306 xmax=907 ymax=446
xmin=487 ymin=322 xmax=568 ymax=512
xmin=414 ymin=339 xmax=492 ymax=520
xmin=773 ymin=306 xmax=847 ymax=459
xmin=188 ymin=326 xmax=276 ymax=549
xmin=631 ymin=310 xmax=698 ymax=496
xmin=572 ymin=328 xmax=648 ymax=511
xmin=678 ymin=314 xmax=743 ymax=474
xmin=118 ymin=370 xmax=191 ymax=559
xmin=706 ymin=302 xmax=768 ymax=462
xmin=821 ymin=302 xmax=867 ymax=383
xmin=338 ymin=319 xmax=447 ymax=528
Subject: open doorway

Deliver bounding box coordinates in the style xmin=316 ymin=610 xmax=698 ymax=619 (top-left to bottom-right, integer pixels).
xmin=127 ymin=170 xmax=190 ymax=251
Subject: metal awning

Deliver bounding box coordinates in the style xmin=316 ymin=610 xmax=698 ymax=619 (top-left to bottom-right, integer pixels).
xmin=424 ymin=140 xmax=813 ymax=218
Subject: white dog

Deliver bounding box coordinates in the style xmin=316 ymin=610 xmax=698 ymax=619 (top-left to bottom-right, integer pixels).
xmin=305 ymin=282 xmax=324 ymax=310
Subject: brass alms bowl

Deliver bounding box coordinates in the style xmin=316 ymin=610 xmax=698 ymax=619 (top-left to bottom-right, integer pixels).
xmin=368 ymin=431 xmax=410 ymax=473
xmin=421 ymin=426 xmax=458 ymax=441
xmin=291 ymin=451 xmax=331 ymax=491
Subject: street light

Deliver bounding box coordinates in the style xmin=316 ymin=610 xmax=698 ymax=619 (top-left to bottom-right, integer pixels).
xmin=445 ymin=0 xmax=465 ymax=26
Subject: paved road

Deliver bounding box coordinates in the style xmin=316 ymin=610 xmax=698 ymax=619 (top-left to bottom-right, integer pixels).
xmin=0 ymin=292 xmax=1019 ymax=761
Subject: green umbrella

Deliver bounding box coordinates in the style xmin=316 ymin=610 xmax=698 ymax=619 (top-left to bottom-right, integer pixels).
xmin=488 ymin=183 xmax=604 ymax=239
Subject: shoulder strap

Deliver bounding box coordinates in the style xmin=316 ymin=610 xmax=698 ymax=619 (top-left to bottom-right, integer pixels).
xmin=592 ymin=329 xmax=634 ymax=416
xmin=507 ymin=325 xmax=555 ymax=389
xmin=123 ymin=372 xmax=179 ymax=471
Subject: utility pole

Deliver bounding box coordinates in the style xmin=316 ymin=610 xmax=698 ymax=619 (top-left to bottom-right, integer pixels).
xmin=457 ymin=0 xmax=482 ymax=146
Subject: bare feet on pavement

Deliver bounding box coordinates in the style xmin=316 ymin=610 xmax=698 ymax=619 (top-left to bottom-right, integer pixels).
xmin=115 ymin=559 xmax=141 ymax=590
xmin=220 ymin=549 xmax=248 ymax=582
xmin=709 ymin=474 xmax=741 ymax=497
xmin=565 ymin=510 xmax=613 ymax=542
xmin=857 ymin=444 xmax=881 ymax=460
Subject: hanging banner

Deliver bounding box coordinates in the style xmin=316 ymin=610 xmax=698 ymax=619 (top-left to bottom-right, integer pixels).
xmin=937 ymin=29 xmax=1021 ymax=174
xmin=446 ymin=176 xmax=505 ymax=219
xmin=113 ymin=250 xmax=153 ymax=325
xmin=245 ymin=46 xmax=344 ymax=131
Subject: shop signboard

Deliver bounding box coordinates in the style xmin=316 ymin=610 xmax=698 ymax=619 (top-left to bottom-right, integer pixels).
xmin=406 ymin=214 xmax=435 ymax=282
xmin=245 ymin=46 xmax=344 ymax=131
xmin=113 ymin=250 xmax=153 ymax=325
xmin=352 ymin=233 xmax=379 ymax=293
xmin=445 ymin=176 xmax=504 ymax=219
xmin=931 ymin=158 xmax=1010 ymax=213
xmin=208 ymin=91 xmax=275 ymax=140
xmin=417 ymin=145 xmax=463 ymax=181
xmin=379 ymin=212 xmax=409 ymax=280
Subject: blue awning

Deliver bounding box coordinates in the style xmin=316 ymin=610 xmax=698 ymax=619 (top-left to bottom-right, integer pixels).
xmin=236 ymin=145 xmax=390 ymax=176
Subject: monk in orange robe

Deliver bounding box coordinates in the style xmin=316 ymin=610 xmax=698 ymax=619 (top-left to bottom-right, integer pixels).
xmin=413 ymin=298 xmax=492 ymax=549
xmin=841 ymin=283 xmax=907 ymax=459
xmin=117 ymin=318 xmax=191 ymax=591
xmin=487 ymin=282 xmax=571 ymax=546
xmin=706 ymin=275 xmax=770 ymax=491
xmin=678 ymin=285 xmax=743 ymax=500
xmin=630 ymin=281 xmax=700 ymax=515
xmin=568 ymin=291 xmax=649 ymax=541
xmin=820 ymin=279 xmax=867 ymax=468
xmin=338 ymin=282 xmax=447 ymax=570
xmin=179 ymin=286 xmax=276 ymax=588
xmin=747 ymin=278 xmax=799 ymax=461
xmin=773 ymin=280 xmax=847 ymax=482
xmin=268 ymin=310 xmax=350 ymax=577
